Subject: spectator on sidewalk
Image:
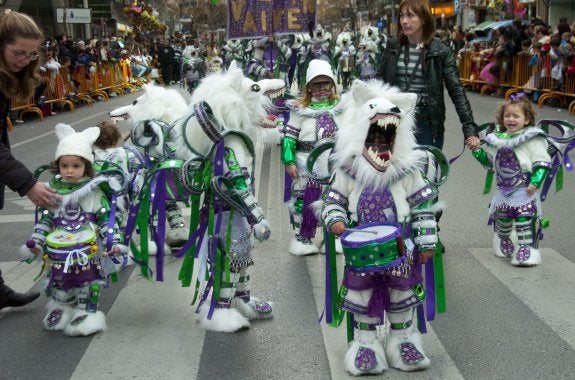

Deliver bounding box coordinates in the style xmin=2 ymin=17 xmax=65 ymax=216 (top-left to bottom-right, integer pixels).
xmin=157 ymin=40 xmax=175 ymax=84
xmin=0 ymin=11 xmax=61 ymax=311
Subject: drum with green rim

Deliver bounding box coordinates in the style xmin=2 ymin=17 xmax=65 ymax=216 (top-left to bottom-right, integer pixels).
xmin=46 ymin=228 xmax=97 ymax=262
xmin=340 ymin=222 xmax=404 ymax=270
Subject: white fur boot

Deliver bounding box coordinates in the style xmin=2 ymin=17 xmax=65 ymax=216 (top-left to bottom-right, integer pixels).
xmin=385 ymin=308 xmax=430 ymax=371
xmin=231 ymin=297 xmax=273 ymax=320
xmin=166 ymin=226 xmax=188 ymax=247
xmin=288 ymin=235 xmax=319 ymax=256
xmin=511 ymin=246 xmax=541 ymax=266
xmin=64 ymin=309 xmax=107 ymax=336
xmin=344 ymin=314 xmax=388 ymax=376
xmin=492 ymin=232 xmax=519 ymax=258
xmin=42 ymin=299 xmax=74 ymax=331
xmin=197 ymin=303 xmax=250 ymax=332
xmin=511 ymin=220 xmax=541 ymax=267
xmin=493 ymin=219 xmax=517 ymax=258
xmin=140 ymin=240 xmax=172 ymax=257
xmin=231 ymin=269 xmax=273 ymax=320
xmin=197 ymin=282 xmax=250 ymax=332
xmin=166 ymin=205 xmax=188 ymax=247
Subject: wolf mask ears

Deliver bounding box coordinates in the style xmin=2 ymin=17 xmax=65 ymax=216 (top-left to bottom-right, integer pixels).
xmin=350 ymin=80 xmax=417 ymax=114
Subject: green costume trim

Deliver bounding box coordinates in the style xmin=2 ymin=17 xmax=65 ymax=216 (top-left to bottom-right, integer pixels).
xmin=281 ymin=136 xmax=297 ymax=165
xmin=416 ymin=145 xmax=450 ymax=186
xmin=306 ymin=138 xmax=335 ymax=184
xmin=327 ymin=232 xmax=345 ymax=328
xmin=224 ymin=148 xmax=247 ymax=190
xmin=389 ymin=320 xmax=413 ymax=330
xmin=433 ymin=245 xmax=446 ymax=314
xmin=472 ymin=148 xmax=495 ymax=194
xmin=48 ymin=178 xmax=93 ymax=195
xmin=530 ymin=166 xmax=549 ymax=188
xmin=309 ymin=99 xmax=338 ymax=110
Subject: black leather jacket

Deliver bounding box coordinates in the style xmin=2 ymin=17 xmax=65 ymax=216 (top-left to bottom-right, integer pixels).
xmin=0 ymin=92 xmax=36 ymax=209
xmin=380 ymin=37 xmax=478 ymax=140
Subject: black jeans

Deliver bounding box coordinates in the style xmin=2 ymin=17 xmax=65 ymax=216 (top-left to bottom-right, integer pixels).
xmin=414 ymin=107 xmax=444 ymax=150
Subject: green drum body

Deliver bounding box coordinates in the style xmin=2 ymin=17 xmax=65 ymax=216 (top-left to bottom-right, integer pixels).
xmin=340 ymin=222 xmax=405 ymax=271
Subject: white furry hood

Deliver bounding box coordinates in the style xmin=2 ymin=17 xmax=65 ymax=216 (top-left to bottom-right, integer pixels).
xmin=188 ymin=62 xmax=284 ymax=144
xmin=333 ymin=79 xmax=427 ymax=189
xmin=109 ymin=83 xmax=189 ymax=125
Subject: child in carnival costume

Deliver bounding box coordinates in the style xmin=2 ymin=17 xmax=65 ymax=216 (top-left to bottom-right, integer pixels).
xmin=183 ymin=48 xmax=205 ymax=94
xmin=333 ymin=31 xmax=357 ymax=92
xmin=223 ymin=39 xmax=248 ymax=71
xmin=470 ymin=94 xmax=575 ymax=266
xmin=321 ymin=80 xmax=447 ymax=375
xmin=245 ymin=35 xmax=292 ymax=84
xmin=297 ymin=25 xmax=333 ymax=91
xmin=19 ymin=123 xmax=128 ymax=336
xmin=355 ymin=38 xmax=379 ymax=81
xmin=93 ymin=120 xmax=146 ymax=242
xmin=281 ymin=59 xmax=346 ymax=256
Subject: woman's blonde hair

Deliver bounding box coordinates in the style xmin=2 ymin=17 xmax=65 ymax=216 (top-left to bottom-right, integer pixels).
xmin=0 ymin=12 xmax=43 ymax=101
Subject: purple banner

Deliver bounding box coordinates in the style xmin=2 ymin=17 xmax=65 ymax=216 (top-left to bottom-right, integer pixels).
xmin=227 ymin=0 xmax=316 ymax=39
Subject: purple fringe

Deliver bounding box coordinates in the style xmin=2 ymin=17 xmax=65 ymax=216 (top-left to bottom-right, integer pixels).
xmin=299 ymin=181 xmax=321 ymax=239
xmin=284 ymin=171 xmax=293 ymax=203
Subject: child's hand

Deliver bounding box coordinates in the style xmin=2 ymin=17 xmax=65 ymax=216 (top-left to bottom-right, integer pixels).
xmin=104 ymin=246 xmax=122 ymax=256
xmin=285 ymin=164 xmax=298 ymax=179
xmin=466 ymin=136 xmax=481 ymax=151
xmin=526 ymin=184 xmax=538 ymax=196
xmin=330 ymin=222 xmax=346 ymax=236
xmin=419 ymin=249 xmax=435 ymax=264
xmin=18 ymin=241 xmax=42 ymax=263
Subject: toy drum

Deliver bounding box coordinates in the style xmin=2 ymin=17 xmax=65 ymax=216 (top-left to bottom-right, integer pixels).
xmin=340 ymin=222 xmax=404 ymax=270
xmin=46 ymin=228 xmax=97 ymax=265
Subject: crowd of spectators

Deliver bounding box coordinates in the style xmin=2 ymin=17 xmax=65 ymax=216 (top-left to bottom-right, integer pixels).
xmin=16 ymin=16 xmax=575 ymax=122
xmin=22 ymin=33 xmax=214 ymax=120
xmin=440 ymin=17 xmax=575 ymax=99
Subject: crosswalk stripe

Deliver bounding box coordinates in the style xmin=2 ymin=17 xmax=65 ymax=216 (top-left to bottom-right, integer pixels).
xmin=471 ymin=247 xmax=575 ymax=350
xmin=0 ymin=261 xmax=41 ymax=297
xmin=70 ymin=258 xmax=206 ymax=379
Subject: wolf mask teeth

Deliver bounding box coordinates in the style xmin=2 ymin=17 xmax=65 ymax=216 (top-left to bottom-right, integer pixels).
xmin=362 ymin=113 xmax=400 ymax=172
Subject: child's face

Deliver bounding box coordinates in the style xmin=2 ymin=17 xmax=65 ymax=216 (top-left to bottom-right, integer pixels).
xmin=59 ymin=155 xmax=86 ymax=183
xmin=503 ymin=104 xmax=529 ymax=133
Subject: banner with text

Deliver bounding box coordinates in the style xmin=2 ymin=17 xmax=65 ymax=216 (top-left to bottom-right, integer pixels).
xmin=227 ymin=0 xmax=316 ymax=39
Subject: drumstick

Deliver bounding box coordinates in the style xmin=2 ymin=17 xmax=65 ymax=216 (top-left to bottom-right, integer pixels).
xmin=345 ymin=228 xmax=378 ymax=234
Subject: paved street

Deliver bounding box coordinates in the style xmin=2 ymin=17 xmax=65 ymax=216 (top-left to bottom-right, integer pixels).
xmin=1 ymin=85 xmax=575 ymax=380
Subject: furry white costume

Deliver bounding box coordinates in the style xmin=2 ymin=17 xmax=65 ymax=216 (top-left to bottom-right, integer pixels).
xmin=109 ymin=83 xmax=190 ymax=248
xmin=245 ymin=36 xmax=292 ymax=84
xmin=20 ymin=124 xmax=126 ymax=337
xmin=321 ymin=80 xmax=446 ymax=375
xmin=334 ymin=31 xmax=356 ymax=92
xmin=164 ymin=64 xmax=284 ymax=332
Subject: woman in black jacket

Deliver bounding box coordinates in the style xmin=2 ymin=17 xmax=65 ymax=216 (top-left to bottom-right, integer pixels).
xmin=380 ymin=0 xmax=480 ymax=150
xmin=0 ymin=11 xmax=61 ymax=310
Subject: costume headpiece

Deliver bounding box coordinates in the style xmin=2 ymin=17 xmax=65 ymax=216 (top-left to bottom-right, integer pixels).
xmin=306 ymin=59 xmax=335 ymax=84
xmin=54 ymin=123 xmax=100 ymax=163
